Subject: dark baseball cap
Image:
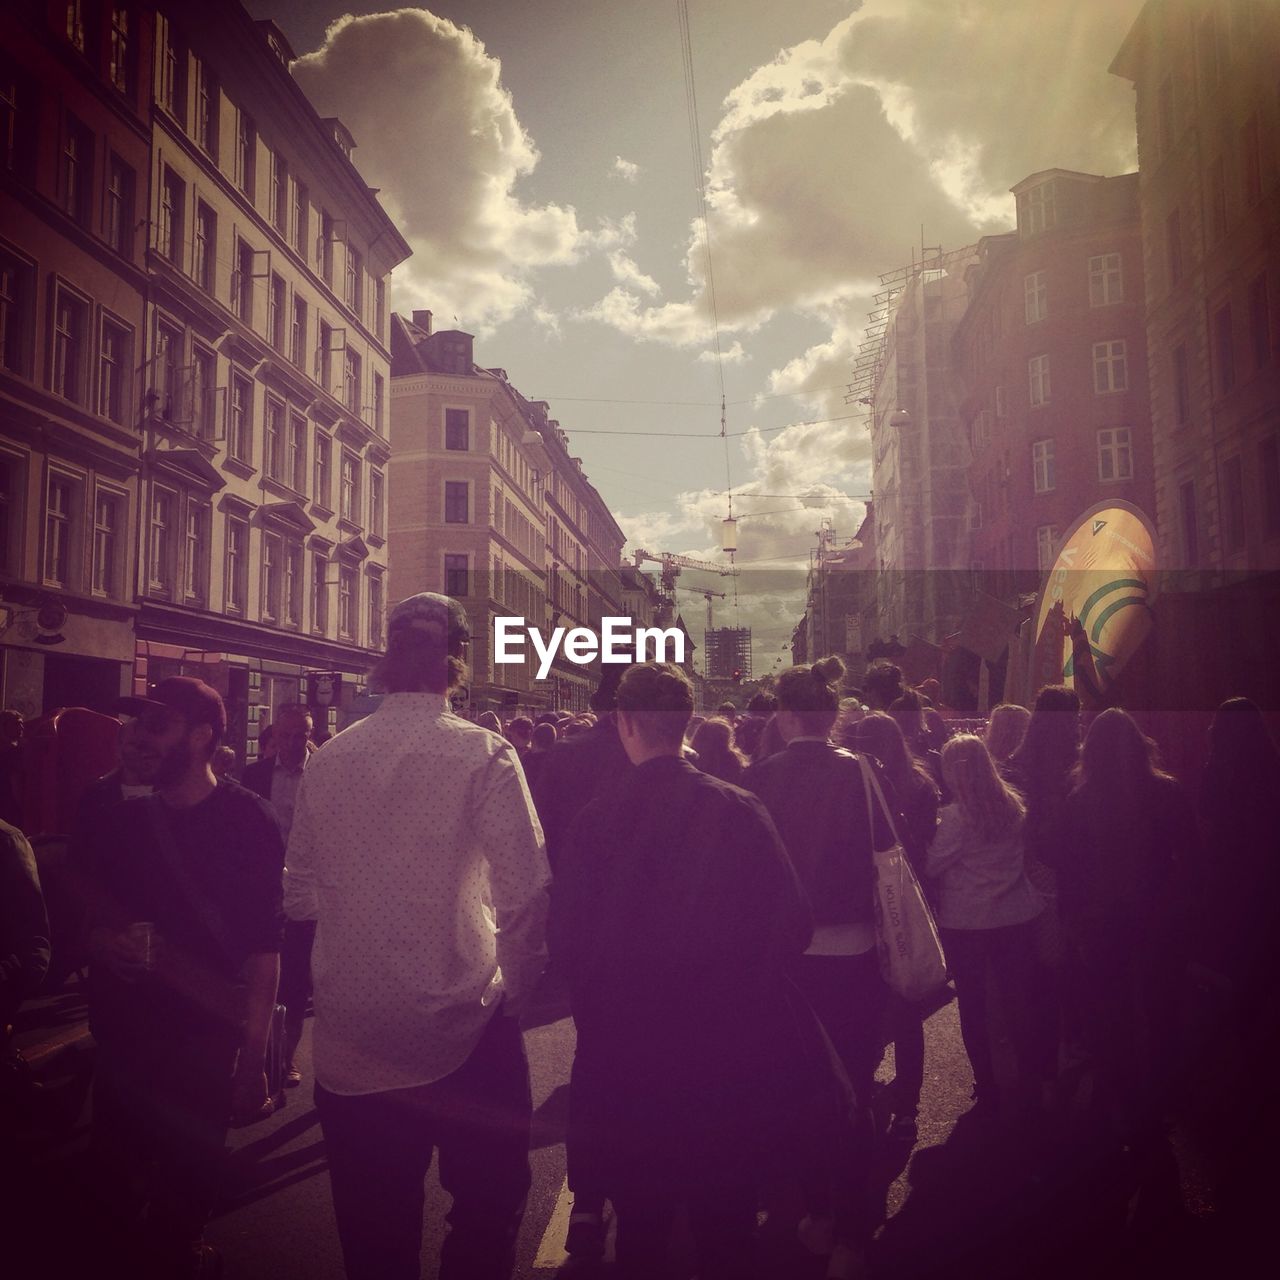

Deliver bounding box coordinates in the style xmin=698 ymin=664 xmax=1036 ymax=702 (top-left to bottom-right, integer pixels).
xmin=114 ymin=676 xmax=228 ymax=737
xmin=386 ymin=592 xmax=470 ymax=644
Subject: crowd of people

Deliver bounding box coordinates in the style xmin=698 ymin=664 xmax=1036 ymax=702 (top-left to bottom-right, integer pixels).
xmin=3 ymin=592 xmax=1279 ymax=1279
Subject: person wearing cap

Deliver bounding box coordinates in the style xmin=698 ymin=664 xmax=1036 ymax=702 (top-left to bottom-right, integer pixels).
xmin=284 ymin=593 xmax=550 ymax=1280
xmin=81 ymin=677 xmax=285 ymax=1279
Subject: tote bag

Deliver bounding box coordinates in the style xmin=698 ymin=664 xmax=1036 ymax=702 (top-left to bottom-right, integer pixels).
xmin=858 ymin=757 xmax=948 ymax=1003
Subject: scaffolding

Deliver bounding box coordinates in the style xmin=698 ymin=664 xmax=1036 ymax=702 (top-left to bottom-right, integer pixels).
xmin=704 ymin=627 xmax=752 ymax=680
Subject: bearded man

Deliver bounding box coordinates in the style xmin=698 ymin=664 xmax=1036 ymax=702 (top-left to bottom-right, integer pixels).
xmin=83 ymin=677 xmax=285 ymax=1279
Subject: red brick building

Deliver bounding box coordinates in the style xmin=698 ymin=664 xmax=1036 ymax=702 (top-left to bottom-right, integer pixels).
xmin=953 ymin=169 xmax=1156 ymax=605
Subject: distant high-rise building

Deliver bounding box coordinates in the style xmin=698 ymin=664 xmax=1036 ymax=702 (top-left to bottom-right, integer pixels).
xmin=704 ymin=626 xmax=751 ymax=680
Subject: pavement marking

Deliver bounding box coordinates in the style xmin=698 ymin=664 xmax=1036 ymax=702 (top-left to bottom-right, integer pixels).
xmin=534 ymin=1176 xmax=574 ymax=1269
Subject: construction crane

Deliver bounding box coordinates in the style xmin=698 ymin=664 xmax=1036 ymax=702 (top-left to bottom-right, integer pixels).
xmin=674 ymin=584 xmax=727 ymax=631
xmin=632 ymin=548 xmax=738 ymax=593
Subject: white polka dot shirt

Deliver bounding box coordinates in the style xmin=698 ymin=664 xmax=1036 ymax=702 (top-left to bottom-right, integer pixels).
xmin=284 ymin=693 xmax=550 ymax=1095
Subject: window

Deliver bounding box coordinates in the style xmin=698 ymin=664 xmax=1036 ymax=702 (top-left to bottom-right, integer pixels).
xmin=291 ymin=180 xmax=309 ymax=256
xmin=373 ymin=372 xmax=385 ymax=433
xmin=1157 ymin=75 xmax=1175 ymax=156
xmin=368 ymin=574 xmax=384 ymax=649
xmin=344 ymin=243 xmax=362 ymax=314
xmin=344 ymin=347 xmax=361 ymax=413
xmin=235 ymin=110 xmax=255 ymax=199
xmin=972 ymin=411 xmax=990 ymax=451
xmin=194 ymin=202 xmax=215 ymax=291
xmin=148 ymin=485 xmax=175 ymax=593
xmin=233 ymin=239 xmax=254 ymax=322
xmin=1017 ymin=180 xmax=1056 ymax=235
xmin=0 ymin=452 xmax=23 ymax=575
xmin=1179 ymin=479 xmax=1199 ymax=567
xmin=261 ymin=532 xmax=282 ymax=621
xmin=158 ymin=166 xmax=184 ymax=265
xmin=1172 ymin=344 xmax=1191 ymax=427
xmin=311 ymin=552 xmax=328 ymax=632
xmin=1097 ymin=428 xmax=1133 ymax=482
xmin=444 ymin=480 xmax=469 ymax=523
xmin=1166 ymin=209 xmax=1183 ymax=288
xmin=1088 ymin=253 xmax=1123 ymax=306
xmin=153 ymin=318 xmax=181 ymax=419
xmin=1028 ymin=354 xmax=1050 ymax=407
xmin=1208 ymin=156 xmax=1227 ymax=242
xmin=1241 ymin=114 xmax=1262 ymax=206
xmin=61 ymin=114 xmax=93 ymax=225
xmin=291 ymin=295 xmax=307 ymax=367
xmin=1035 ymin=524 xmax=1059 ymax=572
xmin=318 ymin=210 xmax=333 ymax=284
xmin=224 ymin=516 xmax=248 ymax=612
xmin=445 ymin=553 xmax=468 ymax=598
xmin=268 ymin=274 xmax=285 ymax=350
xmin=0 ymin=61 xmax=35 ymax=183
xmin=195 ymin=59 xmax=217 ymax=157
xmin=288 ymin=413 xmax=307 ymax=493
xmin=0 ymin=251 xmax=31 ymax=375
xmin=337 ymin=564 xmax=357 ymax=638
xmin=44 ymin=474 xmax=77 ymax=587
xmin=92 ymin=489 xmax=121 ymax=597
xmin=445 ymin=408 xmax=469 ymax=450
xmin=52 ymin=288 xmax=88 ymax=403
xmin=98 ymin=319 xmax=128 ymax=424
xmin=374 ymin=277 xmax=385 ymax=342
xmin=1249 ymin=274 xmax=1271 ymax=370
xmin=271 ymin=150 xmax=287 ymax=232
xmin=283 ymin=541 xmax=303 ymax=626
xmin=228 ymin=374 xmax=252 ymax=462
xmin=183 ymin=498 xmax=208 ymax=602
xmin=1032 ymin=439 xmax=1055 ymax=493
xmin=264 ymin=398 xmax=285 ymax=480
xmin=314 ymin=432 xmax=332 ymax=509
xmin=109 ymin=7 xmax=131 ymax=95
xmin=994 ymin=385 xmax=1006 ymax=418
xmin=1093 ymin=340 xmax=1128 ymax=394
xmin=158 ymin=17 xmax=186 ymax=124
xmin=1261 ymin=435 xmax=1280 ymax=538
xmin=369 ymin=468 xmax=384 ymax=538
xmin=1221 ymin=456 xmax=1246 ymax=553
xmin=1214 ymin=303 xmax=1235 ymax=395
xmin=1023 ymin=271 xmax=1047 ymax=324
xmin=340 ymin=453 xmax=360 ymax=523
xmin=106 ymin=154 xmax=134 ymax=257
xmin=317 ymin=319 xmax=333 ymax=392
xmin=190 ymin=345 xmax=215 ymax=439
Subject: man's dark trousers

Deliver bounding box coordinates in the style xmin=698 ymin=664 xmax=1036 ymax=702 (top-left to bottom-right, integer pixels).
xmin=314 ymin=1009 xmax=532 ymax=1280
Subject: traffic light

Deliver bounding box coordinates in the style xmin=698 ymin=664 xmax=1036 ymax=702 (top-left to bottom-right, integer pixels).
xmin=732 ymin=668 xmax=742 ymax=684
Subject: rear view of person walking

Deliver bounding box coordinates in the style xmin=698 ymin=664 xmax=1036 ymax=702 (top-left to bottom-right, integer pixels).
xmin=285 ymin=594 xmax=550 ymax=1280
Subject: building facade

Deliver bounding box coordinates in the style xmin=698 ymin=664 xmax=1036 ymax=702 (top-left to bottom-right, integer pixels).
xmin=1 ymin=0 xmax=153 ymax=716
xmin=953 ymin=170 xmax=1155 ymax=606
xmin=1111 ymin=0 xmax=1280 ymax=576
xmin=390 ymin=311 xmax=627 ymax=715
xmin=134 ymin=2 xmax=409 ymax=751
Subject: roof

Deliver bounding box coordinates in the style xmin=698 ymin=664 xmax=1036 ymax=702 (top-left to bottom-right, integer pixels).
xmin=1109 ymin=1 xmax=1153 ymax=82
xmin=1010 ymin=168 xmax=1106 ymax=194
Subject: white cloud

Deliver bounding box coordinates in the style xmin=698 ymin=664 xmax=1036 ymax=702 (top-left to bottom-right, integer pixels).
xmin=612 ymin=155 xmax=641 ymax=183
xmin=607 ymin=251 xmax=661 ymax=297
xmin=292 ymin=9 xmax=587 ymax=332
xmin=697 ymin=340 xmax=750 ymax=365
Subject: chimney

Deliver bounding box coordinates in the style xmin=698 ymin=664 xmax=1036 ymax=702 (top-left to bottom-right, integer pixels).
xmin=412 ymin=309 xmax=433 ymax=334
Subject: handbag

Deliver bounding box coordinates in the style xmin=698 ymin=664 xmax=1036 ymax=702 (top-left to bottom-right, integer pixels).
xmin=858 ymin=756 xmax=948 ymax=1002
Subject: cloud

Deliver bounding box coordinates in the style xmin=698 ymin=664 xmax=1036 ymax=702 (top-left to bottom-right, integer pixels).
xmin=292 ymin=9 xmax=586 ymax=331
xmin=607 ymin=251 xmax=661 ymax=297
xmin=612 ymin=155 xmax=641 ymax=183
xmin=697 ymin=340 xmax=750 ymax=365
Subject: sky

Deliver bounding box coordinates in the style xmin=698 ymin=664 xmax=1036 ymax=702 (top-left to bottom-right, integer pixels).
xmin=246 ymin=0 xmax=1145 ymax=673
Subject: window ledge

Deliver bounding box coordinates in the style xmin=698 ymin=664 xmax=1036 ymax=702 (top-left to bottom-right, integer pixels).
xmin=224 ymin=457 xmax=257 ymax=481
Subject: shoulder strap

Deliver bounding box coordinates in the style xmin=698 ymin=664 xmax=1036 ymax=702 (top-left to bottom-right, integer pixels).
xmin=145 ymin=794 xmax=237 ymax=961
xmin=857 ymin=754 xmax=904 ymax=853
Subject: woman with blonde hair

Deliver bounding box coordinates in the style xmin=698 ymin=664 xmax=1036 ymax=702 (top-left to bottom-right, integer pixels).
xmin=926 ymin=734 xmax=1043 ymax=1118
xmin=983 ymin=703 xmax=1030 ymax=771
xmin=690 ymin=716 xmax=748 ymax=785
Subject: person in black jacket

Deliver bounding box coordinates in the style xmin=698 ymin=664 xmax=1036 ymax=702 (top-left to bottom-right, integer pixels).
xmin=0 ymin=818 xmax=50 ymax=1032
xmin=551 ymin=662 xmax=813 ymax=1280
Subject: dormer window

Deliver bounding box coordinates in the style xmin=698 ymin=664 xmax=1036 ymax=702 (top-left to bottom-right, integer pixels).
xmin=1018 ymin=180 xmax=1056 ymax=236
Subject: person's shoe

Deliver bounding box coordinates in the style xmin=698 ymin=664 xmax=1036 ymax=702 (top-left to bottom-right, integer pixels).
xmin=886 ymin=1111 xmax=919 ymax=1143
xmin=565 ymin=1211 xmax=606 ymax=1261
xmin=284 ymin=1065 xmax=303 ymax=1088
xmin=797 ymin=1214 xmax=836 ymax=1256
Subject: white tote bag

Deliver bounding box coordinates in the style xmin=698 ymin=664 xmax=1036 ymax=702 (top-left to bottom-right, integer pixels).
xmin=858 ymin=756 xmax=948 ymax=1003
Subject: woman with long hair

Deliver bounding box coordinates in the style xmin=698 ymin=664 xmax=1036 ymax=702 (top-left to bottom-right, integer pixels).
xmin=745 ymin=655 xmax=897 ymax=1277
xmin=1056 ymin=709 xmax=1198 ymax=1125
xmin=846 ymin=712 xmax=939 ymax=1141
xmin=984 ymin=704 xmax=1031 ymax=772
xmin=690 ymin=716 xmax=748 ymax=785
xmin=926 ymin=735 xmax=1043 ymax=1118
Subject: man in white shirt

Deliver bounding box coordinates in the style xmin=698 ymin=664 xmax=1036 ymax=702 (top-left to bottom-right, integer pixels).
xmin=285 ymin=593 xmax=550 ymax=1280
